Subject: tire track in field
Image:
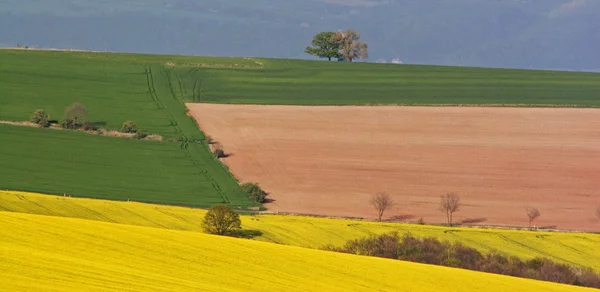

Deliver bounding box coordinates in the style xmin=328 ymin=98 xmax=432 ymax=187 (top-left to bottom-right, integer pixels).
xmin=67 ymin=200 xmax=117 ymax=223
xmin=144 ymin=66 xmax=165 ymax=110
xmin=166 ymin=66 xmax=231 ymax=204
xmin=20 ymin=196 xmax=55 ymax=216
xmin=535 ymin=235 xmax=600 ymax=266
xmin=496 ymin=234 xmax=580 ymax=267
xmin=189 ymin=68 xmax=203 ymax=102
xmin=192 ymin=73 xmax=203 ymax=102
xmin=145 ymin=65 xmax=183 ymax=138
xmin=443 ymin=230 xmax=499 ymax=253
xmin=153 ymin=208 xmax=197 ymax=229
xmin=112 ymin=204 xmax=170 ymax=229
xmin=174 ymin=70 xmax=186 ymax=99
xmin=145 ymin=65 xmax=230 ymax=204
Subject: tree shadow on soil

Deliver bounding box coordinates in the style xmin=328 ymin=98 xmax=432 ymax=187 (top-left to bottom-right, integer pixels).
xmin=388 ymin=214 xmax=415 ymax=222
xmin=263 ymin=195 xmax=275 ymax=204
xmin=459 ymin=217 xmax=487 ymax=224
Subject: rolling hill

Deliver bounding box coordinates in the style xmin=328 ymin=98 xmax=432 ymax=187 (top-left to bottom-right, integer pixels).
xmin=0 ymin=210 xmax=596 ymax=291
xmin=2 ymin=191 xmax=599 ymax=271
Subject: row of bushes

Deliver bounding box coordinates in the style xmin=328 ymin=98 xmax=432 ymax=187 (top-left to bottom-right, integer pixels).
xmin=29 ymin=103 xmax=146 ymax=139
xmin=323 ymin=232 xmax=600 ymax=288
xmin=241 ymin=182 xmax=267 ymax=204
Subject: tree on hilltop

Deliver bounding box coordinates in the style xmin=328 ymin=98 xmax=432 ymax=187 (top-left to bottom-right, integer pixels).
xmin=331 ymin=29 xmax=368 ymax=62
xmin=306 ymin=29 xmax=368 ymax=62
xmin=305 ymin=31 xmax=342 ymax=61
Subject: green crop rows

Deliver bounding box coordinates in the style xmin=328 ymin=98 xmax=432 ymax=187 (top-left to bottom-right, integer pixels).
xmin=195 ymin=59 xmax=600 ymax=106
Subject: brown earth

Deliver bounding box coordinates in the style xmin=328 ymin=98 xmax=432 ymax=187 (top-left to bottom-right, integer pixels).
xmin=187 ymin=104 xmax=600 ymax=231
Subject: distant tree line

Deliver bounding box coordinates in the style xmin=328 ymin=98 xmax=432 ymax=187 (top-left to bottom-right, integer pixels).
xmin=324 ymin=232 xmax=600 ymax=289
xmin=369 ymin=191 xmax=555 ymax=230
xmin=305 ymin=29 xmax=368 ymax=62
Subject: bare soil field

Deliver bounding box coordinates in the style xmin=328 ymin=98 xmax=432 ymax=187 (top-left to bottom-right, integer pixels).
xmin=187 ymin=104 xmax=600 ymax=231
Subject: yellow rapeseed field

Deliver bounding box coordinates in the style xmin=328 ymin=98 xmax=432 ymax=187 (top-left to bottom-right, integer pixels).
xmin=2 ymin=191 xmax=599 ymax=270
xmin=0 ymin=211 xmax=595 ymax=292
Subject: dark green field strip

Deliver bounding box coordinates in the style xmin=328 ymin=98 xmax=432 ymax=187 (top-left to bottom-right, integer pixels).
xmin=195 ymin=59 xmax=600 ymax=106
xmin=0 ymin=124 xmax=230 ymax=207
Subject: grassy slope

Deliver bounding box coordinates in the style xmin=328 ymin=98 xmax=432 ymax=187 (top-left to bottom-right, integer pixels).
xmin=0 ymin=49 xmax=259 ymax=134
xmin=196 ymin=59 xmax=600 ymax=106
xmin=3 ymin=191 xmax=599 ymax=271
xmin=0 ymin=211 xmax=593 ymax=292
xmin=0 ymin=50 xmax=257 ymax=208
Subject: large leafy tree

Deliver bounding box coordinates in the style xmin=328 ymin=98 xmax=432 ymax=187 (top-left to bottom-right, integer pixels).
xmin=202 ymin=204 xmax=241 ymax=236
xmin=331 ymin=29 xmax=368 ymax=62
xmin=305 ymin=31 xmax=342 ymax=61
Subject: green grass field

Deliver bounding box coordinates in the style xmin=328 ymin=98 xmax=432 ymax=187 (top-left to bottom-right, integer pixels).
xmin=0 ymin=50 xmax=258 ymax=208
xmin=1 ymin=49 xmax=598 ymax=208
xmin=0 ymin=49 xmax=260 ymax=135
xmin=0 ymin=126 xmax=253 ymax=207
xmin=196 ymin=59 xmax=600 ymax=106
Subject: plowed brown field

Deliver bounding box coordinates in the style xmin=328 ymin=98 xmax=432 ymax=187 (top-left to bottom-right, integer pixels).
xmin=187 ymin=104 xmax=600 ymax=231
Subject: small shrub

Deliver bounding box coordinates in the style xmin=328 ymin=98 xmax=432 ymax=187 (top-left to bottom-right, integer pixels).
xmin=205 ymin=135 xmax=214 ymax=144
xmin=135 ymin=131 xmax=147 ymax=139
xmin=214 ymin=148 xmax=226 ymax=158
xmin=213 ymin=143 xmax=226 ymax=158
xmin=241 ymin=182 xmax=267 ymax=203
xmin=417 ymin=217 xmax=425 ymax=225
xmin=59 ymin=119 xmax=77 ymax=129
xmin=202 ymin=204 xmax=241 ymax=236
xmin=121 ymin=121 xmax=137 ymax=133
xmin=81 ymin=122 xmax=98 ymax=131
xmin=60 ymin=102 xmax=87 ymax=129
xmin=30 ymin=109 xmax=50 ymax=127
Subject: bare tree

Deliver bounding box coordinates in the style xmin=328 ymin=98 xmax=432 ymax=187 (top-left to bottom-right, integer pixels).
xmin=439 ymin=192 xmax=461 ymax=226
xmin=526 ymin=207 xmax=541 ymax=230
xmin=331 ymin=29 xmax=368 ymax=62
xmin=60 ymin=102 xmax=88 ymax=129
xmin=370 ymin=192 xmax=394 ymax=222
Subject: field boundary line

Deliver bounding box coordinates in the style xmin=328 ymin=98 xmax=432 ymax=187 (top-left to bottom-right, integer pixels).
xmin=147 ymin=65 xmax=231 ymax=204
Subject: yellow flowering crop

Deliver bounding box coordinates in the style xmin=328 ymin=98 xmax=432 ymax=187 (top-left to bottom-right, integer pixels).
xmin=0 ymin=211 xmax=594 ymax=292
xmin=1 ymin=190 xmax=599 ymax=271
